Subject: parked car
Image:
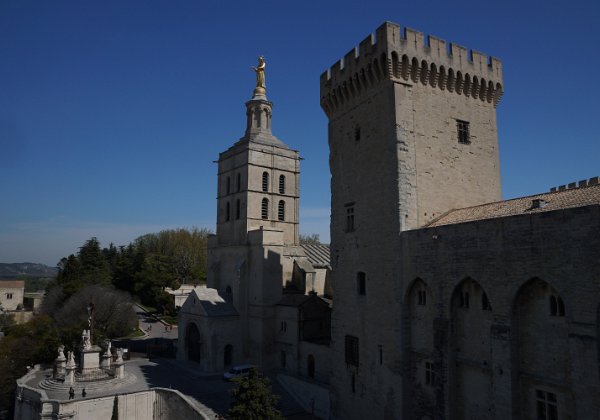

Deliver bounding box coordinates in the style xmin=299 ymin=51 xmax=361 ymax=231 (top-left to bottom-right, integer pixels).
xmin=223 ymin=364 xmax=253 ymax=381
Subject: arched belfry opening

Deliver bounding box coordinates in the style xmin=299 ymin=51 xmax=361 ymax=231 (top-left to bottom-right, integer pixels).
xmin=186 ymin=323 xmax=201 ymax=363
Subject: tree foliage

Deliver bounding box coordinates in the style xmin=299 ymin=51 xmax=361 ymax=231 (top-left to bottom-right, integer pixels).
xmin=52 ymin=227 xmax=211 ymax=316
xmin=228 ymin=368 xmax=283 ymax=420
xmin=299 ymin=233 xmax=321 ymax=245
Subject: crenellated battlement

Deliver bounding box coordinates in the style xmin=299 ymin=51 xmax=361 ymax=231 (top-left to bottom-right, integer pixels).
xmin=320 ymin=22 xmax=504 ymax=117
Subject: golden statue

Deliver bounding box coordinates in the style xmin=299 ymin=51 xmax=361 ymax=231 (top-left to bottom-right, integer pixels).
xmin=252 ymin=56 xmax=266 ymax=93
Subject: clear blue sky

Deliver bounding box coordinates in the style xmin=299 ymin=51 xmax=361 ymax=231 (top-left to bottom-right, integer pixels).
xmin=1 ymin=0 xmax=598 ymax=265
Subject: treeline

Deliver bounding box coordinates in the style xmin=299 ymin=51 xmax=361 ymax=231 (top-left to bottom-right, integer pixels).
xmin=52 ymin=227 xmax=210 ymax=315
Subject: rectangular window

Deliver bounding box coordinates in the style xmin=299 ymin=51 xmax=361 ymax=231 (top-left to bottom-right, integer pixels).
xmin=357 ymin=272 xmax=366 ymax=296
xmin=536 ymin=389 xmax=558 ymax=420
xmin=6 ymin=293 xmax=13 ymax=299
xmin=425 ymin=361 xmax=436 ymax=386
xmin=346 ymin=206 xmax=355 ymax=232
xmin=457 ymin=120 xmax=470 ymax=144
xmin=378 ymin=345 xmax=383 ymax=365
xmin=345 ymin=335 xmax=359 ymax=367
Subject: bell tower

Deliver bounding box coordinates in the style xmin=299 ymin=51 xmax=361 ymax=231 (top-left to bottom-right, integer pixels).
xmin=215 ymin=61 xmax=301 ymax=247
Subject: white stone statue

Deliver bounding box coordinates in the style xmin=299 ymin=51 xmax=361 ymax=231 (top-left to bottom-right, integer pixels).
xmin=66 ymin=351 xmax=76 ymax=368
xmin=57 ymin=345 xmax=66 ymax=361
xmin=104 ymin=340 xmax=112 ymax=357
xmin=115 ymin=348 xmax=124 ymax=364
xmin=82 ymin=329 xmax=91 ymax=350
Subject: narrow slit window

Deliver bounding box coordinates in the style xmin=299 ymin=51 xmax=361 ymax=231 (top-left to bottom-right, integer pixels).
xmin=346 ymin=206 xmax=355 ymax=232
xmin=262 ymin=172 xmax=269 ymax=192
xmin=357 ymin=272 xmax=366 ymax=295
xmin=236 ymin=173 xmax=241 ymax=192
xmin=279 ymin=175 xmax=286 ymax=194
xmin=278 ymin=200 xmax=285 ymax=221
xmin=261 ymin=198 xmax=269 ymax=219
xmin=226 ymin=176 xmax=231 ymax=194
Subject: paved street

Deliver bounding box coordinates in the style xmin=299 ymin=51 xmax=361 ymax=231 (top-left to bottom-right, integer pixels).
xmin=134 ymin=304 xmax=178 ymax=340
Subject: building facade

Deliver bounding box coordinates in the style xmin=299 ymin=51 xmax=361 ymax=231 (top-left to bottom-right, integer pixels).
xmin=320 ymin=21 xmax=600 ymax=420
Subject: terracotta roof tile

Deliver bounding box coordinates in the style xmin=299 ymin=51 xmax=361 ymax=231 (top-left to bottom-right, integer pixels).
xmin=0 ymin=280 xmax=25 ymax=289
xmin=426 ymin=183 xmax=600 ymax=228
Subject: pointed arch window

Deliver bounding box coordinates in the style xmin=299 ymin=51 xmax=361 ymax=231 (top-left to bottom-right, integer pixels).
xmin=278 ymin=200 xmax=285 ymax=221
xmin=261 ymin=198 xmax=269 ymax=219
xmin=262 ymin=172 xmax=269 ymax=192
xmin=279 ymin=175 xmax=286 ymax=194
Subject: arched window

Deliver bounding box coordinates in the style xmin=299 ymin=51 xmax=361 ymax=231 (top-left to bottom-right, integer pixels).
xmin=550 ymin=295 xmax=558 ymax=316
xmin=278 ymin=200 xmax=285 ymax=221
xmin=236 ymin=173 xmax=241 ymax=192
xmin=279 ymin=175 xmax=285 ymax=194
xmin=262 ymin=172 xmax=269 ymax=192
xmin=235 ymin=199 xmax=241 ymax=219
xmin=226 ymin=202 xmax=231 ymax=222
xmin=357 ymin=272 xmax=366 ymax=295
xmin=226 ymin=176 xmax=231 ymax=194
xmin=261 ymin=198 xmax=269 ymax=219
xmin=225 ymin=285 xmax=233 ymax=303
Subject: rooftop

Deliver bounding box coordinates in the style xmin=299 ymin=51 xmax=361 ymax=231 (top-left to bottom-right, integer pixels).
xmin=0 ymin=280 xmax=25 ymax=289
xmin=300 ymin=244 xmax=331 ymax=268
xmin=426 ymin=181 xmax=600 ymax=228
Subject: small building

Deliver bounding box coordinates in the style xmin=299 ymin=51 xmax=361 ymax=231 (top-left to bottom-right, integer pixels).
xmin=24 ymin=291 xmax=45 ymax=314
xmin=164 ymin=284 xmax=198 ymax=308
xmin=0 ymin=280 xmax=24 ymax=311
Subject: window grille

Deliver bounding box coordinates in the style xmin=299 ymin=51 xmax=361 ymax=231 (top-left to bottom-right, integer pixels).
xmin=262 ymin=172 xmax=269 ymax=192
xmin=279 ymin=175 xmax=286 ymax=194
xmin=457 ymin=120 xmax=470 ymax=144
xmin=261 ymin=198 xmax=269 ymax=219
xmin=278 ymin=200 xmax=285 ymax=221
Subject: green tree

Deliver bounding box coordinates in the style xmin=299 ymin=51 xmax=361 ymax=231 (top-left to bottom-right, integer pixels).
xmin=228 ymin=368 xmax=283 ymax=420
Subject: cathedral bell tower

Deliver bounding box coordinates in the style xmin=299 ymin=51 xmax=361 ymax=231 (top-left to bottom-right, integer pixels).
xmin=214 ymin=57 xmax=300 ymax=247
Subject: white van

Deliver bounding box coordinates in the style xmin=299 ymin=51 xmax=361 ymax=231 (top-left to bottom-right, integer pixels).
xmin=223 ymin=364 xmax=253 ymax=381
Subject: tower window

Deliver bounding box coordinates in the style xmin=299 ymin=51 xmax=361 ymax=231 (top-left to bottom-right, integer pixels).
xmin=262 ymin=172 xmax=269 ymax=192
xmin=550 ymin=295 xmax=565 ymax=317
xmin=417 ymin=290 xmax=426 ymax=306
xmin=459 ymin=291 xmax=470 ymax=308
xmin=236 ymin=173 xmax=241 ymax=192
xmin=536 ymin=389 xmax=558 ymax=420
xmin=378 ymin=345 xmax=383 ymax=365
xmin=345 ymin=206 xmax=355 ymax=232
xmin=457 ymin=120 xmax=470 ymax=144
xmin=278 ymin=200 xmax=285 ymax=221
xmin=235 ymin=199 xmax=241 ymax=220
xmin=226 ymin=202 xmax=231 ymax=222
xmin=226 ymin=176 xmax=231 ymax=194
xmin=357 ymin=272 xmax=366 ymax=295
xmin=345 ymin=335 xmax=359 ymax=367
xmin=425 ymin=362 xmax=436 ymax=386
xmin=261 ymin=198 xmax=269 ymax=219
xmin=279 ymin=175 xmax=286 ymax=194
xmin=482 ymin=292 xmax=492 ymax=311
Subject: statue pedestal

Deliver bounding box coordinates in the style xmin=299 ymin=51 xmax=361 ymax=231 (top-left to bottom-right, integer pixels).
xmin=80 ymin=346 xmax=102 ymax=371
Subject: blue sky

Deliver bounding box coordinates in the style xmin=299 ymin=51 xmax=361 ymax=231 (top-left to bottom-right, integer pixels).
xmin=1 ymin=0 xmax=598 ymax=265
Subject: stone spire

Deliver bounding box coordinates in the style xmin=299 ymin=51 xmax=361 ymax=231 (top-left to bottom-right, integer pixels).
xmin=240 ymin=56 xmax=288 ymax=148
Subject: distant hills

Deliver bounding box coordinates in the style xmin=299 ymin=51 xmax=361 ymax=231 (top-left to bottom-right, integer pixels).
xmin=0 ymin=263 xmax=58 ymax=278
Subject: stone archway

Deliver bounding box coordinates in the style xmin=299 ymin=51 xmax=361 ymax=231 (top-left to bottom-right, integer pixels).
xmin=186 ymin=323 xmax=201 ymax=363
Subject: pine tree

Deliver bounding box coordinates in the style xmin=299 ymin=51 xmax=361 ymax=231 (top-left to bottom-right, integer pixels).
xmin=228 ymin=368 xmax=283 ymax=420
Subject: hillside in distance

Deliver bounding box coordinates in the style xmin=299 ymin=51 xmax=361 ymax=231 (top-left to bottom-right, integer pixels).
xmin=0 ymin=262 xmax=58 ymax=278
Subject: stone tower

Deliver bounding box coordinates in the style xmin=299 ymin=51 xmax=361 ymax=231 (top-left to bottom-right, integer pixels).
xmin=206 ymin=74 xmax=302 ymax=368
xmin=319 ymin=22 xmax=504 ymax=419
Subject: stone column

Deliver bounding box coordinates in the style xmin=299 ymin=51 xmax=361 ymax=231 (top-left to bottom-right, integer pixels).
xmin=114 ymin=348 xmax=125 ymax=379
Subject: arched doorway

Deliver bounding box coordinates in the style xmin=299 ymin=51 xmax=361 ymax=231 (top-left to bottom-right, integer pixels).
xmin=186 ymin=323 xmax=201 ymax=363
xmin=307 ymin=354 xmax=315 ymax=379
xmin=224 ymin=344 xmax=233 ymax=368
